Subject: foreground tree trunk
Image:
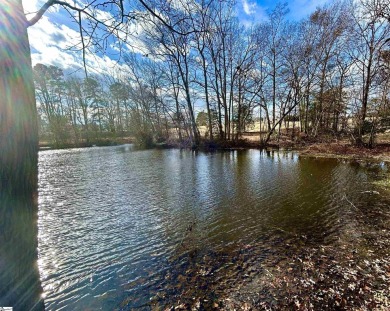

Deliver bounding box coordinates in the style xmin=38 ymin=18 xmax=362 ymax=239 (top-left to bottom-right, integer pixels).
xmin=0 ymin=1 xmax=44 ymax=310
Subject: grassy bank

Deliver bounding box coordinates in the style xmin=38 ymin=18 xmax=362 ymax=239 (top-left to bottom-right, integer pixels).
xmin=39 ymin=132 xmax=390 ymax=164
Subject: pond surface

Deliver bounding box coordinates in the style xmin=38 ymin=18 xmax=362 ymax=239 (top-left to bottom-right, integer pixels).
xmin=37 ymin=145 xmax=388 ymax=310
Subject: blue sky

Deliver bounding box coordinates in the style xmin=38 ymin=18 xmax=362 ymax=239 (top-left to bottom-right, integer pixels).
xmin=22 ymin=0 xmax=332 ymax=75
xmin=237 ymin=0 xmax=332 ymax=26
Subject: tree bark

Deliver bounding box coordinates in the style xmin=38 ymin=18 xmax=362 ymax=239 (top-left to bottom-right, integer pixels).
xmin=200 ymin=52 xmax=213 ymax=140
xmin=0 ymin=1 xmax=44 ymax=310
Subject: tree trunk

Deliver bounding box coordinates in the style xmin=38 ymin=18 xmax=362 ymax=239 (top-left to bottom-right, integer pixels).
xmin=173 ymin=87 xmax=183 ymax=143
xmin=360 ymin=52 xmax=373 ymax=134
xmin=177 ymin=60 xmax=199 ymax=146
xmin=236 ymin=78 xmax=242 ymax=140
xmin=304 ymin=84 xmax=310 ymax=134
xmin=0 ymin=1 xmax=44 ymax=310
xmin=263 ymin=101 xmax=299 ymax=146
xmin=272 ymin=52 xmax=276 ymax=127
xmin=199 ymin=51 xmax=213 ymax=140
xmin=214 ymin=75 xmax=224 ymax=139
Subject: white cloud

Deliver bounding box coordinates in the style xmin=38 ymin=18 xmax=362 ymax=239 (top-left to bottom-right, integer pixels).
xmin=242 ymin=0 xmax=257 ymax=15
xmin=25 ymin=8 xmax=149 ymax=77
xmin=27 ymin=17 xmax=90 ymax=75
xmin=27 ymin=16 xmax=81 ymax=69
xmin=237 ymin=0 xmax=268 ymax=27
xmin=22 ymin=0 xmax=60 ymax=20
xmin=22 ymin=0 xmax=44 ymax=14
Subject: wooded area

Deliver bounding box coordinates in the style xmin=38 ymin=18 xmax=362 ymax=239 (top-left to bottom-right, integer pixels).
xmin=33 ymin=0 xmax=389 ymax=149
xmin=0 ymin=0 xmax=389 ymax=309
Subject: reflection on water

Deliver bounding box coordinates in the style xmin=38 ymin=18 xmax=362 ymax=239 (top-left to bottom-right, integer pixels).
xmin=37 ymin=145 xmax=388 ymax=310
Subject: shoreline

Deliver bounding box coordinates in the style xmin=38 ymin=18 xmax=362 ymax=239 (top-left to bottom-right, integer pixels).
xmin=39 ymin=138 xmax=390 ymax=163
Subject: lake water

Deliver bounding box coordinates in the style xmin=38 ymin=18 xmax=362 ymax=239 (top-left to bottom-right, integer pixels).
xmin=37 ymin=145 xmax=388 ymax=310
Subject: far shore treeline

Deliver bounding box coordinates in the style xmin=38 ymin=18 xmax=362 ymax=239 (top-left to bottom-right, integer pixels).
xmin=34 ymin=0 xmax=389 ymax=149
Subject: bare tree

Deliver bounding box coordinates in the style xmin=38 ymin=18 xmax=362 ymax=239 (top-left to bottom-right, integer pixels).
xmin=0 ymin=0 xmax=194 ymax=308
xmin=349 ymin=0 xmax=389 ymax=144
xmin=142 ymin=0 xmax=201 ymax=145
xmin=191 ymin=0 xmax=215 ymax=139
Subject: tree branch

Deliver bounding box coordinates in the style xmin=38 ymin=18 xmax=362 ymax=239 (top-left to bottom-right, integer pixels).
xmin=26 ymin=0 xmax=55 ymax=27
xmin=27 ymin=0 xmax=99 ymax=27
xmin=78 ymin=11 xmax=88 ymax=78
xmin=137 ymin=0 xmax=199 ymax=35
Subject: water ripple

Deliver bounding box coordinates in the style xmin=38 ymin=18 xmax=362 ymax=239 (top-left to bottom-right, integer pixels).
xmin=37 ymin=146 xmax=384 ymax=310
